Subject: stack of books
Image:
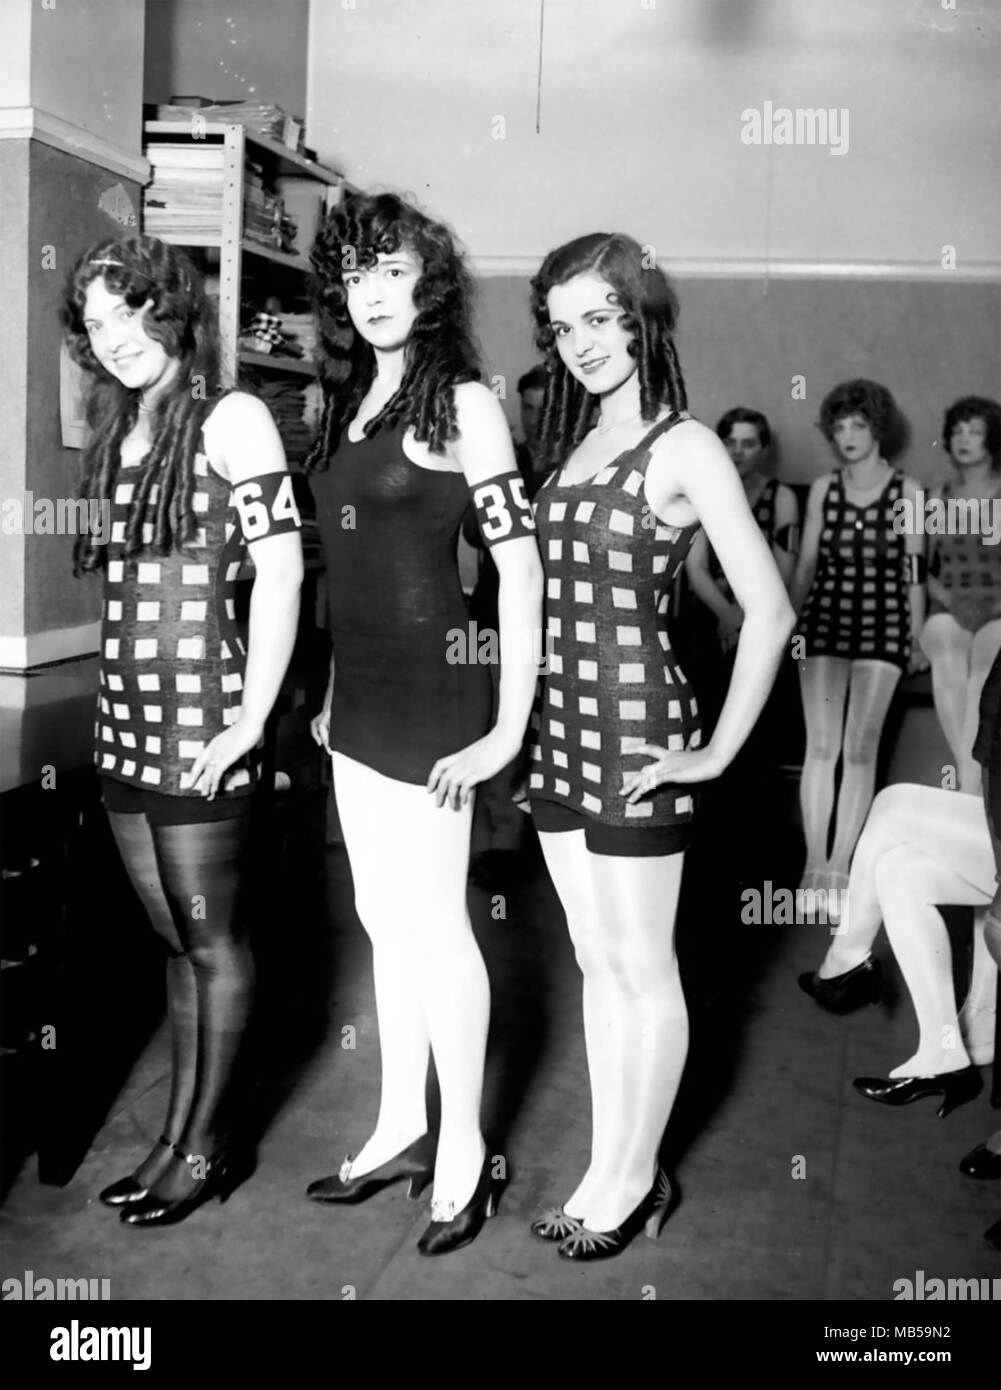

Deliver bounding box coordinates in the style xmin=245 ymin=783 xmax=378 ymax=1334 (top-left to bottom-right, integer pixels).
xmin=143 ymin=143 xmax=224 ymax=240
xmin=155 ymin=101 xmax=303 ymax=149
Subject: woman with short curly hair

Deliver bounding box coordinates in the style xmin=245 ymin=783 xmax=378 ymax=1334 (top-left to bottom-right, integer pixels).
xmin=791 ymin=379 xmax=926 ymax=946
xmin=303 ymin=191 xmax=542 ymax=1255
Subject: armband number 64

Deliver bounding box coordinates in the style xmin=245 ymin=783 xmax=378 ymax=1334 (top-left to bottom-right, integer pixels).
xmin=232 ymin=474 xmax=302 ymax=542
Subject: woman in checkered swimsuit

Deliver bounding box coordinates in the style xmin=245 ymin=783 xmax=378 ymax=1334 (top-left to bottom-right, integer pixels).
xmin=791 ymin=380 xmax=925 ymax=909
xmin=64 ymin=236 xmax=303 ymax=1224
xmin=525 ymin=234 xmax=795 ymax=1260
xmin=919 ymin=396 xmax=1001 ymax=791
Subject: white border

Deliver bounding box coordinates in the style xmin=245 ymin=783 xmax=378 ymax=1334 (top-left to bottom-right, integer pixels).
xmin=472 ymin=253 xmax=1001 ymax=282
xmin=0 ymin=107 xmax=149 ymax=182
xmin=0 ymin=622 xmax=101 ymax=673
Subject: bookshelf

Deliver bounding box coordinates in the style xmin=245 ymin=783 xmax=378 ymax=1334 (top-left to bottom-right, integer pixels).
xmin=142 ymin=120 xmax=342 ymax=393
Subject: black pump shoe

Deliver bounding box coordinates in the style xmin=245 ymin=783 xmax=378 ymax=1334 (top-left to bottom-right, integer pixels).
xmin=852 ymin=1065 xmax=981 ymax=1118
xmin=798 ymin=956 xmax=882 ymax=1014
xmin=417 ymin=1151 xmax=502 ymax=1257
xmin=530 ymin=1207 xmax=584 ymax=1242
xmin=99 ymin=1135 xmax=175 ymax=1208
xmin=557 ymin=1169 xmax=677 ymax=1262
xmin=958 ymin=1142 xmax=1001 ymax=1180
xmin=306 ymin=1134 xmax=434 ymax=1205
xmin=121 ymin=1144 xmax=253 ymax=1227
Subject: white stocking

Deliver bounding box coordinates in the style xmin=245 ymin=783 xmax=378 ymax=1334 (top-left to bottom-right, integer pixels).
xmin=583 ymin=850 xmax=687 ymax=1232
xmin=332 ymin=753 xmax=488 ymax=1211
xmin=828 ymin=659 xmax=900 ymax=873
xmin=920 ymin=613 xmax=973 ymax=772
xmin=798 ymin=657 xmax=850 ymax=876
xmin=537 ymin=828 xmax=617 ymax=1219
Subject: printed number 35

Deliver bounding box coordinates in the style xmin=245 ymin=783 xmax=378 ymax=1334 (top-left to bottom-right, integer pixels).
xmin=475 ymin=476 xmax=530 ymax=541
xmin=233 ymin=475 xmax=300 ymax=541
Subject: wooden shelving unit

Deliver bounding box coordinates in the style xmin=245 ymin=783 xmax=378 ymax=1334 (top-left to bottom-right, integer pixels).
xmin=142 ymin=120 xmax=342 ymax=387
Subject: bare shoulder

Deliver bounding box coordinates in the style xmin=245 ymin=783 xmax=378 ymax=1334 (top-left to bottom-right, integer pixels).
xmin=807 ymin=470 xmax=836 ymax=503
xmin=452 ymin=380 xmax=507 ymax=436
xmin=204 ymin=391 xmax=276 ymax=436
xmin=654 ymin=415 xmax=722 ymax=461
xmin=774 ymin=481 xmax=800 ymax=518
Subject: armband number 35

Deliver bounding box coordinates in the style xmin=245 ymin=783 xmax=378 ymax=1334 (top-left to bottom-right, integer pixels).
xmin=474 ymin=476 xmax=532 ymax=542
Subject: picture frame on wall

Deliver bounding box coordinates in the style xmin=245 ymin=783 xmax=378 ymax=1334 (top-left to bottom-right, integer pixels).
xmin=59 ymin=341 xmax=88 ymax=449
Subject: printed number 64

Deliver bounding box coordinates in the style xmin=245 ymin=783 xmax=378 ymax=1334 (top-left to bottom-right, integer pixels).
xmin=233 ymin=475 xmax=299 ymax=541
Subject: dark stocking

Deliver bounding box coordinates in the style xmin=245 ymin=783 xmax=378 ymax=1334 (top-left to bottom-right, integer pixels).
xmin=149 ymin=816 xmax=255 ymax=1198
xmin=107 ymin=812 xmax=198 ymax=1188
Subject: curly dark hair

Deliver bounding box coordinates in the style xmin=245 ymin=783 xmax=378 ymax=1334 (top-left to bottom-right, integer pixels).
xmin=63 ymin=234 xmax=221 ymax=572
xmin=942 ymin=396 xmax=1001 ymax=469
xmin=818 ymin=379 xmax=897 ymax=444
xmin=529 ymin=233 xmax=687 ymax=470
xmin=305 ymin=191 xmax=481 ymax=468
xmin=716 ymin=406 xmax=771 ymax=450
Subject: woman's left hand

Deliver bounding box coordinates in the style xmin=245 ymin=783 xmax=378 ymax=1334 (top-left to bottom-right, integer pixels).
xmin=621 ymin=744 xmax=725 ymax=803
xmin=427 ymin=728 xmax=522 ymax=810
xmin=907 ymin=647 xmax=930 ymax=676
xmin=189 ymin=717 xmax=266 ymax=799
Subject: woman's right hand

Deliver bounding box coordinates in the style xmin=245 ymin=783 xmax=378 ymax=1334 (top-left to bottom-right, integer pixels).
xmin=717 ymin=604 xmax=743 ymax=653
xmin=310 ymin=703 xmax=332 ymax=755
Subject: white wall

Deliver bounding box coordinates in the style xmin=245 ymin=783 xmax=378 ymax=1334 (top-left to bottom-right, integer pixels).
xmin=30 ymin=0 xmax=144 ymax=151
xmin=0 ymin=0 xmax=32 ymax=108
xmin=144 ymin=0 xmax=310 ymax=117
xmin=307 ymin=0 xmax=1001 ymax=271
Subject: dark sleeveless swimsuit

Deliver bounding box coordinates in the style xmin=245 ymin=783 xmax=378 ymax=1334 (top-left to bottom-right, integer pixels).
xmin=310 ymin=420 xmax=492 ymax=784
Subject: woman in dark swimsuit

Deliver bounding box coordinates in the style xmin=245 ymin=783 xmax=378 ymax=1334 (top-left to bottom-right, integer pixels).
xmin=304 ymin=192 xmax=542 ymax=1255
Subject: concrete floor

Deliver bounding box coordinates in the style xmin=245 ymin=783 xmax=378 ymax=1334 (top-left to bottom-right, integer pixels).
xmin=1 ymin=707 xmax=999 ymax=1302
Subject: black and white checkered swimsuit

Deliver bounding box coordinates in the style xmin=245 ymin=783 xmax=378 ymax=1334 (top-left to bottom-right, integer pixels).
xmin=95 ymin=431 xmax=260 ymax=801
xmin=529 ymin=414 xmax=702 ymax=833
xmin=800 ymin=469 xmax=910 ymax=668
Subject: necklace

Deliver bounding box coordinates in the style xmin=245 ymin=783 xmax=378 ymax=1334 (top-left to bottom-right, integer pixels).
xmin=595 ymin=410 xmax=643 ymax=435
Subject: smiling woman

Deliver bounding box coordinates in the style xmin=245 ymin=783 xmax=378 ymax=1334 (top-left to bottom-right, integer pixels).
xmin=60 ymin=233 xmax=303 ymax=1227
xmin=525 ymin=231 xmax=795 ymax=1261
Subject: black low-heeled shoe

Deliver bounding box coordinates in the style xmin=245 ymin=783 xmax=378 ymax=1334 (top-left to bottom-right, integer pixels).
xmin=798 ymin=956 xmax=882 ymax=1014
xmin=530 ymin=1207 xmax=584 ymax=1242
xmin=98 ymin=1135 xmax=176 ymax=1208
xmin=417 ymin=1150 xmax=502 ymax=1257
xmin=852 ymin=1065 xmax=981 ymax=1118
xmin=306 ymin=1133 xmax=434 ymax=1205
xmin=958 ymin=1142 xmax=1001 ymax=1180
xmin=121 ymin=1144 xmax=254 ymax=1227
xmin=556 ymin=1169 xmax=677 ymax=1262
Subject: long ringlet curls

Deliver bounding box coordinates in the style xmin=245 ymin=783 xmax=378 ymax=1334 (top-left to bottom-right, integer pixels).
xmin=529 ymin=233 xmax=688 ymax=471
xmin=305 ymin=190 xmax=481 ymax=470
xmin=63 ymin=234 xmax=221 ymax=572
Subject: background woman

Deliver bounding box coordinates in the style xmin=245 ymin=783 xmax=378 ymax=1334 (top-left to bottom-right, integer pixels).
xmin=791 ymin=380 xmax=925 ymax=910
xmin=304 ymin=192 xmax=542 ymax=1255
xmin=65 ymin=234 xmax=303 ymax=1225
xmin=920 ymin=396 xmax=1001 ymax=791
xmin=526 ymin=233 xmax=794 ymax=1260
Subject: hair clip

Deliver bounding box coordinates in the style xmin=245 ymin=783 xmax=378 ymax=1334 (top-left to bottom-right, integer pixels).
xmin=89 ymin=257 xmax=125 ymax=268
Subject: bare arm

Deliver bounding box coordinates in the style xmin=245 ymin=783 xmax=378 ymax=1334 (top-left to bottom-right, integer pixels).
xmin=191 ymin=393 xmax=304 ymax=794
xmin=428 ymin=382 xmax=543 ymax=807
xmin=639 ymin=422 xmax=795 ymax=784
xmin=789 ymin=474 xmax=830 ymax=618
xmin=771 ymin=482 xmax=800 ymax=589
